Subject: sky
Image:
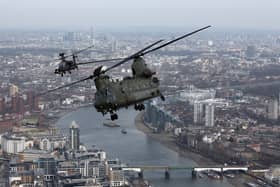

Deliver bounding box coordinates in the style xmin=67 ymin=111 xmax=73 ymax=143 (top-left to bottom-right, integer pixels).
xmin=0 ymin=0 xmax=280 ymax=31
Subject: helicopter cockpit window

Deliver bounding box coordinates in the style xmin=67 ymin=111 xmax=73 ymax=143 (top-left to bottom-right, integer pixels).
xmin=123 ymin=76 xmax=132 ymax=80
xmin=102 ymin=75 xmax=110 ymax=79
xmin=152 ymin=77 xmax=159 ymax=83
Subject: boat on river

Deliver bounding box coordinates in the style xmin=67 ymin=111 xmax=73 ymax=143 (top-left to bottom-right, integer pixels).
xmin=121 ymin=129 xmax=127 ymax=134
xmin=103 ymin=121 xmax=120 ymax=127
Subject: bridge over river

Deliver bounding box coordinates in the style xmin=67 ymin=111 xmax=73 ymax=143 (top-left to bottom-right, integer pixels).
xmin=122 ymin=165 xmax=266 ymax=179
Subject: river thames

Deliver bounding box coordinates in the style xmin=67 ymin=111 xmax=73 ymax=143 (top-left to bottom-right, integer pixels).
xmin=56 ymin=107 xmax=233 ymax=187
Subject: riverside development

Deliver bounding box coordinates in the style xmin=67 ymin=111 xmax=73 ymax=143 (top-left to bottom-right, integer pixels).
xmin=1 ymin=29 xmax=280 ymax=186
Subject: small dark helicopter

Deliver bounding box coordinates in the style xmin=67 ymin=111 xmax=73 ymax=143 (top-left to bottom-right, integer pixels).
xmin=42 ymin=26 xmax=211 ymax=120
xmin=54 ymin=45 xmax=122 ymax=76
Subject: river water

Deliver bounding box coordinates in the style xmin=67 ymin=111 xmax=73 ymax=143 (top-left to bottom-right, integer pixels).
xmin=56 ymin=107 xmax=233 ymax=187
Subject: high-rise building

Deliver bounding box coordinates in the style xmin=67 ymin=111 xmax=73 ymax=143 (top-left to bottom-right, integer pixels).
xmin=11 ymin=95 xmax=25 ymax=114
xmin=11 ymin=96 xmax=19 ymax=113
xmin=0 ymin=97 xmax=5 ymax=114
xmin=194 ymin=101 xmax=204 ymax=124
xmin=80 ymin=159 xmax=106 ymax=178
xmin=0 ymin=159 xmax=9 ymax=187
xmin=1 ymin=134 xmax=26 ymax=154
xmin=90 ymin=27 xmax=94 ymax=40
xmin=278 ymin=93 xmax=280 ymax=117
xmin=205 ymin=104 xmax=215 ymax=127
xmin=18 ymin=96 xmax=25 ymax=114
xmin=111 ymin=40 xmax=118 ymax=52
xmin=268 ymin=99 xmax=278 ymax=120
xmin=27 ymin=91 xmax=34 ymax=109
xmin=34 ymin=96 xmax=39 ymax=111
xmin=63 ymin=32 xmax=75 ymax=41
xmin=27 ymin=91 xmax=39 ymax=111
xmin=10 ymin=84 xmax=19 ymax=97
xmin=69 ymin=121 xmax=80 ymax=151
xmin=179 ymin=87 xmax=216 ymax=104
xmin=38 ymin=157 xmax=57 ymax=175
xmin=109 ymin=167 xmax=125 ymax=187
xmin=38 ymin=157 xmax=57 ymax=187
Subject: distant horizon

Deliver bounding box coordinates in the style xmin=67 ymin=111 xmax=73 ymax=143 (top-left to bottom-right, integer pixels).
xmin=1 ymin=0 xmax=280 ymax=33
xmin=1 ymin=25 xmax=280 ymax=34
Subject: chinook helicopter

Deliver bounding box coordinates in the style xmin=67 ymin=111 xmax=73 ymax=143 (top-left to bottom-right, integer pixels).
xmin=42 ymin=26 xmax=211 ymax=120
xmin=54 ymin=45 xmax=122 ymax=76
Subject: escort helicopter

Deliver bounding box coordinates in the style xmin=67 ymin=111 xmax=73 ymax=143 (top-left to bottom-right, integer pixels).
xmin=42 ymin=26 xmax=211 ymax=120
xmin=54 ymin=45 xmax=123 ymax=76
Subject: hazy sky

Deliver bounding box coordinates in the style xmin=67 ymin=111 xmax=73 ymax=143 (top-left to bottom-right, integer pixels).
xmin=0 ymin=0 xmax=280 ymax=31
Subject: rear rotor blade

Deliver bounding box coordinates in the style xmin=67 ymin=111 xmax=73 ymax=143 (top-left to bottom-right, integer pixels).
xmin=76 ymin=58 xmax=125 ymax=65
xmin=142 ymin=25 xmax=211 ymax=56
xmin=99 ymin=26 xmax=210 ymax=75
xmin=102 ymin=39 xmax=164 ymax=74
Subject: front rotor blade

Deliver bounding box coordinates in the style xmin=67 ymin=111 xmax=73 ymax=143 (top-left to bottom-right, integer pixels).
xmin=142 ymin=25 xmax=211 ymax=56
xmin=103 ymin=39 xmax=164 ymax=74
xmin=38 ymin=75 xmax=94 ymax=96
xmin=77 ymin=58 xmax=125 ymax=65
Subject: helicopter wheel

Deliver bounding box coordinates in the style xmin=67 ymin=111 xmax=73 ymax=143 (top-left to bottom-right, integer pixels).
xmin=135 ymin=104 xmax=145 ymax=111
xmin=111 ymin=114 xmax=118 ymax=121
xmin=140 ymin=104 xmax=145 ymax=111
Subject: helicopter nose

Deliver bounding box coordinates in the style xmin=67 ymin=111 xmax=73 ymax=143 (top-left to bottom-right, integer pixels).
xmin=59 ymin=63 xmax=64 ymax=69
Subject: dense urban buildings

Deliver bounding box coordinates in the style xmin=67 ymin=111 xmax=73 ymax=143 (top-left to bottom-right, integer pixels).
xmin=1 ymin=28 xmax=280 ymax=186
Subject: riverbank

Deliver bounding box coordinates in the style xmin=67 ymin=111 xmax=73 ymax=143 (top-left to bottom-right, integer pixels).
xmin=134 ymin=112 xmax=251 ymax=187
xmin=134 ymin=112 xmax=217 ymax=166
xmin=47 ymin=103 xmax=94 ymax=125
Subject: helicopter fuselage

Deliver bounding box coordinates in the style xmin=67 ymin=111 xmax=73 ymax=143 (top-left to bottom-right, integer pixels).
xmin=94 ymin=75 xmax=162 ymax=115
xmin=55 ymin=60 xmax=77 ymax=75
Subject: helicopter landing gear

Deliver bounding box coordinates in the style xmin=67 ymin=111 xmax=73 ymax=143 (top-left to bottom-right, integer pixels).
xmin=160 ymin=94 xmax=165 ymax=101
xmin=110 ymin=113 xmax=118 ymax=121
xmin=135 ymin=104 xmax=145 ymax=111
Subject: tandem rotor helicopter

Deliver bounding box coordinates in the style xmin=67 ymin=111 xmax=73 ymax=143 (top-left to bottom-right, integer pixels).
xmin=42 ymin=26 xmax=211 ymax=120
